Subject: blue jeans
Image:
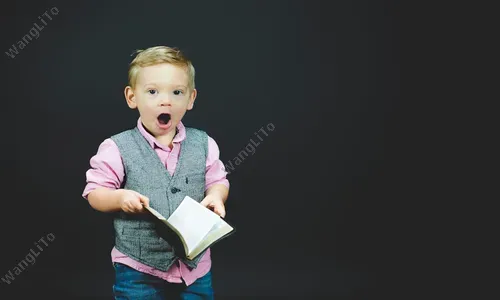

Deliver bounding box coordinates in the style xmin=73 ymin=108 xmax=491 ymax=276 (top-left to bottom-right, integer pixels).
xmin=112 ymin=263 xmax=214 ymax=300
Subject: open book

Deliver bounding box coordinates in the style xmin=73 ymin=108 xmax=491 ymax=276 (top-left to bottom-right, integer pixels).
xmin=144 ymin=196 xmax=234 ymax=260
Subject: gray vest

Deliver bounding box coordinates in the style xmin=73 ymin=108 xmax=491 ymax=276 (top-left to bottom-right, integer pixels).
xmin=110 ymin=126 xmax=208 ymax=271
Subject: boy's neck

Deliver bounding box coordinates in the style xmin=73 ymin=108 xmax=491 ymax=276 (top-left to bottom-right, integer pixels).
xmin=141 ymin=122 xmax=178 ymax=149
xmin=155 ymin=129 xmax=177 ymax=149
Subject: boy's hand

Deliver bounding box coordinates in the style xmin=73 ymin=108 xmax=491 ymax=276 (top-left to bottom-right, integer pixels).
xmin=200 ymin=194 xmax=226 ymax=218
xmin=117 ymin=189 xmax=149 ymax=213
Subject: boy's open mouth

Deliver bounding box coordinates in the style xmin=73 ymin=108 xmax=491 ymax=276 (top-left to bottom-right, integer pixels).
xmin=157 ymin=113 xmax=171 ymax=125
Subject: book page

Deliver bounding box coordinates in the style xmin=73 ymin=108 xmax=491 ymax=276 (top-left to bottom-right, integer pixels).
xmin=167 ymin=196 xmax=220 ymax=255
xmin=188 ymin=218 xmax=234 ymax=259
xmin=143 ymin=206 xmax=166 ymax=220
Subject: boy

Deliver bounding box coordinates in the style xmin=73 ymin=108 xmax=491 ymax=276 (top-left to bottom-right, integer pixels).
xmin=82 ymin=46 xmax=229 ymax=299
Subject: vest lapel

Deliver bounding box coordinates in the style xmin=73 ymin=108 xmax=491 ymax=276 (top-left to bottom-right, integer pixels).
xmin=131 ymin=127 xmax=191 ymax=185
xmin=131 ymin=127 xmax=171 ymax=181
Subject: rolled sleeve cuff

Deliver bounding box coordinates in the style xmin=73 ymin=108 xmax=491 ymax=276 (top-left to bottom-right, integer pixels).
xmin=205 ymin=179 xmax=230 ymax=191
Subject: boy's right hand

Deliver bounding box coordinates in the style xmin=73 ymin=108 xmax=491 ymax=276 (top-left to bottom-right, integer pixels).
xmin=117 ymin=189 xmax=150 ymax=213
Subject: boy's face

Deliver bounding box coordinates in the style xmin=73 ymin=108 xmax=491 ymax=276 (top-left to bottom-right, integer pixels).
xmin=124 ymin=63 xmax=196 ymax=137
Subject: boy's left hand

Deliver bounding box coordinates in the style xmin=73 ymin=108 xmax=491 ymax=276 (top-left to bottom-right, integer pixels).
xmin=200 ymin=195 xmax=226 ymax=218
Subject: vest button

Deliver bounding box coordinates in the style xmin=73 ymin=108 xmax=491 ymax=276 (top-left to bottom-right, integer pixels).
xmin=171 ymin=187 xmax=180 ymax=194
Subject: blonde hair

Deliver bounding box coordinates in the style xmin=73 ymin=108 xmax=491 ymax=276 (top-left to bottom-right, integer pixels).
xmin=128 ymin=46 xmax=195 ymax=90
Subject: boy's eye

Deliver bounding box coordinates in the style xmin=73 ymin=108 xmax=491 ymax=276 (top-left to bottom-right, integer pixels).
xmin=148 ymin=89 xmax=157 ymax=95
xmin=173 ymin=90 xmax=183 ymax=95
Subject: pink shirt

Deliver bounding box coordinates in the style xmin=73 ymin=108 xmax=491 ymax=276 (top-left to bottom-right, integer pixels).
xmin=82 ymin=118 xmax=230 ymax=286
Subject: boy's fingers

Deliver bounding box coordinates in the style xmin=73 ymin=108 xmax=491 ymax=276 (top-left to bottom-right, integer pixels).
xmin=139 ymin=195 xmax=150 ymax=207
xmin=200 ymin=197 xmax=210 ymax=207
xmin=131 ymin=191 xmax=149 ymax=207
xmin=128 ymin=203 xmax=138 ymax=212
xmin=214 ymin=202 xmax=226 ymax=218
xmin=133 ymin=201 xmax=143 ymax=211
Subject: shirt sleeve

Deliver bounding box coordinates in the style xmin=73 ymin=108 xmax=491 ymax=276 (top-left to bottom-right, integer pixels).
xmin=205 ymin=135 xmax=230 ymax=191
xmin=82 ymin=138 xmax=125 ymax=200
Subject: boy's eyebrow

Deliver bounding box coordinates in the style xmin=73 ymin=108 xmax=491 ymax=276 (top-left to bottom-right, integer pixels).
xmin=143 ymin=83 xmax=187 ymax=89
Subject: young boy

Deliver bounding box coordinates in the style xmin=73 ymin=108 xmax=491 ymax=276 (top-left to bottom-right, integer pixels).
xmin=82 ymin=46 xmax=230 ymax=299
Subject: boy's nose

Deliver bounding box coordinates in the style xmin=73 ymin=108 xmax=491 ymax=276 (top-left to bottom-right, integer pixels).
xmin=159 ymin=96 xmax=171 ymax=106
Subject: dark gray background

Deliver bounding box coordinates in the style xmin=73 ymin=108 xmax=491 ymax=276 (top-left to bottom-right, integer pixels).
xmin=1 ymin=0 xmax=403 ymax=298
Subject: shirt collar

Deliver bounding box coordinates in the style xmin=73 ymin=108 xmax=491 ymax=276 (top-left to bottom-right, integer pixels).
xmin=136 ymin=117 xmax=186 ymax=150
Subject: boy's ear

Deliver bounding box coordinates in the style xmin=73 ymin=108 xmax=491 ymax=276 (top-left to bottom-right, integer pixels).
xmin=124 ymin=86 xmax=137 ymax=109
xmin=187 ymin=88 xmax=197 ymax=110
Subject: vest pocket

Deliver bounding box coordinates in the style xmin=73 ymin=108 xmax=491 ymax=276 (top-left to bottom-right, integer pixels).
xmin=184 ymin=172 xmax=204 ymax=180
xmin=121 ymin=227 xmax=173 ymax=252
xmin=141 ymin=237 xmax=173 ymax=253
xmin=121 ymin=227 xmax=141 ymax=238
xmin=184 ymin=172 xmax=205 ymax=191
